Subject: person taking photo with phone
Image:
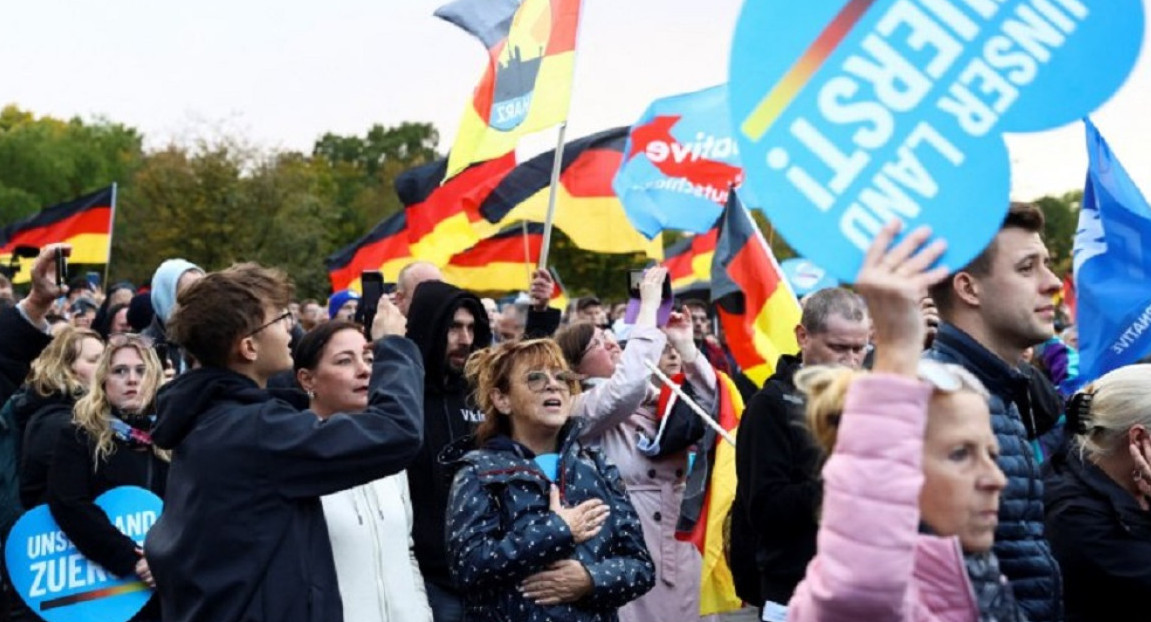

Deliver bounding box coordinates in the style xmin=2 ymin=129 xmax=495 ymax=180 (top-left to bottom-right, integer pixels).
xmin=554 ymin=266 xmax=719 ymax=622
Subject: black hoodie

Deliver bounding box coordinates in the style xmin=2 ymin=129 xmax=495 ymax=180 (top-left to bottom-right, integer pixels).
xmin=404 ymin=280 xmax=492 ymax=591
xmin=143 ymin=336 xmax=424 ymax=622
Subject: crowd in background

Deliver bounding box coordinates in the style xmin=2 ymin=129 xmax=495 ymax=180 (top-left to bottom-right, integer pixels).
xmin=0 ymin=201 xmax=1147 ymax=622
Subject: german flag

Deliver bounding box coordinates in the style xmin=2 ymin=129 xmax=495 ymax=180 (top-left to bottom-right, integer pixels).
xmin=547 ymin=265 xmax=568 ymax=311
xmin=398 ymin=153 xmax=516 ymax=267
xmin=443 ymin=223 xmax=541 ymax=294
xmin=436 ymin=0 xmax=581 ymax=179
xmin=477 ymin=127 xmax=662 ymax=259
xmin=325 ymin=210 xmax=412 ymax=293
xmin=664 ymin=228 xmax=718 ymax=291
xmin=0 ymin=186 xmax=115 ymax=284
xmin=710 ymin=193 xmax=800 ymax=386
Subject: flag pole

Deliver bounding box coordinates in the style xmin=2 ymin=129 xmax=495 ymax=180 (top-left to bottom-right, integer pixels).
xmin=643 ymin=358 xmax=736 ymax=446
xmin=521 ymin=220 xmax=533 ymax=284
xmin=537 ymin=121 xmax=568 ymax=269
xmin=104 ymin=183 xmax=118 ymax=288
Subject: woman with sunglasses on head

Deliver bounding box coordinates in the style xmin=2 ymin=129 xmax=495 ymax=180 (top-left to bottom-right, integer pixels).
xmin=442 ymin=339 xmax=654 ymax=622
xmin=1043 ymin=364 xmax=1151 ymax=622
xmin=45 ymin=333 xmax=169 ymax=621
xmin=292 ymin=320 xmax=432 ymax=622
xmin=786 ymin=222 xmax=1023 ymax=622
xmin=12 ymin=326 xmax=105 ymax=510
xmin=554 ymin=266 xmax=718 ymax=622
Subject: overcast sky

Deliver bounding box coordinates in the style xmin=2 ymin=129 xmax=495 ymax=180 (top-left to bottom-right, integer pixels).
xmin=2 ymin=0 xmax=1147 ymax=203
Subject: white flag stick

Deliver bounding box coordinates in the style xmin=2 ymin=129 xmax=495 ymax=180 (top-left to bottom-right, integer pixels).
xmin=642 ymin=359 xmax=736 ymax=447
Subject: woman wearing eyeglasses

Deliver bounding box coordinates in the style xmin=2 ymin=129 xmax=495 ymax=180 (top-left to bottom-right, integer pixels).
xmin=45 ymin=333 xmax=169 ymax=622
xmin=442 ymin=339 xmax=654 ymax=622
xmin=292 ymin=320 xmax=432 ymax=622
xmin=786 ymin=222 xmax=1023 ymax=622
xmin=554 ymin=266 xmax=718 ymax=622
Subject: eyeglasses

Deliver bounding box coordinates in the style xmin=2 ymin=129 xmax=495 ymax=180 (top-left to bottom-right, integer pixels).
xmin=523 ymin=370 xmax=578 ymax=393
xmin=248 ymin=310 xmax=293 ymax=337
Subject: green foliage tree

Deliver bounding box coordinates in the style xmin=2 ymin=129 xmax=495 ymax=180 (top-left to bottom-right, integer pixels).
xmin=1035 ymin=190 xmax=1081 ymax=276
xmin=0 ymin=104 xmax=142 ymax=225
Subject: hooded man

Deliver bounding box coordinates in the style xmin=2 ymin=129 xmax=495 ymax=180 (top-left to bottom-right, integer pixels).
xmin=404 ymin=280 xmax=492 ymax=622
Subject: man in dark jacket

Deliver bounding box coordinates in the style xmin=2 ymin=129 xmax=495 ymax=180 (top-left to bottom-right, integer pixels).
xmin=405 ymin=280 xmax=492 ymax=622
xmin=925 ymin=202 xmax=1065 ymax=622
xmin=144 ymin=263 xmax=424 ymax=622
xmin=729 ymin=287 xmax=869 ymax=618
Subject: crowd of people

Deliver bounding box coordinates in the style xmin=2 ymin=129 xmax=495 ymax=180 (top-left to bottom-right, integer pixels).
xmin=0 ymin=201 xmax=1147 ymax=622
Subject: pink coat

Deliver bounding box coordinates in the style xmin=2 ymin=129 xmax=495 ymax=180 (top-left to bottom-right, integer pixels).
xmin=573 ymin=326 xmax=718 ymax=622
xmin=788 ymin=375 xmax=982 ymax=622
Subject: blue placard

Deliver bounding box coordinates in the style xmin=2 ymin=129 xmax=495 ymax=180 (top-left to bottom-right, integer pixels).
xmin=534 ymin=453 xmax=560 ymax=482
xmin=781 ymin=257 xmax=841 ymax=298
xmin=4 ymin=486 xmax=163 ymax=622
xmin=729 ymin=0 xmax=1143 ymax=283
xmin=614 ymin=85 xmax=747 ymax=237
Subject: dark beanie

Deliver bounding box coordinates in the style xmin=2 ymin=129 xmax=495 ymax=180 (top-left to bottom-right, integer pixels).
xmin=127 ymin=292 xmax=155 ymax=332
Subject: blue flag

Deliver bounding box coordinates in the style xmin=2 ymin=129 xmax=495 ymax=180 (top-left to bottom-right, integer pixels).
xmin=614 ymin=85 xmax=747 ymax=237
xmin=1074 ymin=119 xmax=1151 ymax=383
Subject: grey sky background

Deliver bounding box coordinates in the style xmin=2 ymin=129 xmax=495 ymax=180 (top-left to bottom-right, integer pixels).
xmin=2 ymin=0 xmax=1147 ymax=203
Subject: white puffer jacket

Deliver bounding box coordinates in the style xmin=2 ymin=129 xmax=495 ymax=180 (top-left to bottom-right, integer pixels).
xmin=322 ymin=472 xmax=433 ymax=622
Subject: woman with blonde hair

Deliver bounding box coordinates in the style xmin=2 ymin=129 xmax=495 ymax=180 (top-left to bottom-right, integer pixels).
xmin=11 ymin=326 xmax=104 ymax=508
xmin=786 ymin=222 xmax=1023 ymax=622
xmin=46 ymin=333 xmax=169 ymax=622
xmin=1043 ymin=363 xmax=1151 ymax=621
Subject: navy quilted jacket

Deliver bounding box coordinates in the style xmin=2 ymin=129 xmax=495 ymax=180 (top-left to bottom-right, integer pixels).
xmin=443 ymin=419 xmax=655 ymax=621
xmin=926 ymin=322 xmax=1063 ymax=622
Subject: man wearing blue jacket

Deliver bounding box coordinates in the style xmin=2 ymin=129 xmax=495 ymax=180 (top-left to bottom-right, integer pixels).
xmin=925 ymin=202 xmax=1065 ymax=622
xmin=145 ymin=263 xmax=424 ymax=622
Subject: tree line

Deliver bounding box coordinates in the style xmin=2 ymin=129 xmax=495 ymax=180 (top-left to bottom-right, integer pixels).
xmin=0 ymin=105 xmax=1081 ymax=300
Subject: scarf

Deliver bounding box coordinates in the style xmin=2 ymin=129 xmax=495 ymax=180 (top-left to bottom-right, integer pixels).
xmin=110 ymin=411 xmax=156 ymax=448
xmin=965 ymin=551 xmax=1026 ymax=622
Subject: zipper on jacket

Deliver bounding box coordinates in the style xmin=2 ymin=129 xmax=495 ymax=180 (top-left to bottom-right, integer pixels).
xmin=360 ymin=485 xmax=389 ymax=618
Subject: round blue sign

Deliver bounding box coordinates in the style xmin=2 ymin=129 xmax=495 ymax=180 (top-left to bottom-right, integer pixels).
xmin=729 ymin=0 xmax=1143 ymax=282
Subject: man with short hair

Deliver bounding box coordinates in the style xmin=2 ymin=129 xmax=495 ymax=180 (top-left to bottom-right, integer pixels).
xmin=395 ymin=260 xmax=444 ymax=316
xmin=404 ymin=280 xmax=491 ymax=622
xmin=730 ymin=287 xmax=870 ymax=619
xmin=575 ymin=296 xmax=606 ymax=326
xmin=144 ymin=263 xmax=424 ymax=622
xmin=297 ymin=298 xmax=324 ymax=332
xmin=494 ymin=303 xmax=526 ymax=343
xmin=681 ymin=298 xmax=731 ymax=375
xmin=925 ymin=202 xmax=1064 ymax=622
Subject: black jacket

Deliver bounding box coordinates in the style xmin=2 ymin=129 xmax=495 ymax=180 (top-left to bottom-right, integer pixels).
xmin=1043 ymin=446 xmax=1151 ymax=622
xmin=144 ymin=337 xmax=424 ymax=622
xmin=729 ymin=354 xmax=819 ymax=605
xmin=16 ymin=388 xmax=79 ymax=508
xmin=404 ymin=280 xmax=492 ymax=591
xmin=47 ymin=422 xmax=169 ymax=621
xmin=0 ymin=305 xmax=53 ymax=408
xmin=926 ymin=322 xmax=1063 ymax=622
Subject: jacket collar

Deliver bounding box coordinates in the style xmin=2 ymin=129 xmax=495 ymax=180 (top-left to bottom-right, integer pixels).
xmin=932 ymin=323 xmax=1029 ymax=399
xmin=1061 ymin=448 xmax=1151 ymax=531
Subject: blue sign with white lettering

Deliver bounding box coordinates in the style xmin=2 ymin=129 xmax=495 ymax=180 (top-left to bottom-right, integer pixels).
xmin=4 ymin=486 xmax=162 ymax=622
xmin=729 ymin=0 xmax=1143 ymax=282
xmin=781 ymin=257 xmax=840 ymax=298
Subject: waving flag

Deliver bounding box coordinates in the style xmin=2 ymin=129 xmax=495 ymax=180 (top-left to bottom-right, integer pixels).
xmin=0 ymin=186 xmax=115 ymax=284
xmin=325 ymin=211 xmax=412 ymax=293
xmin=397 ymin=153 xmax=516 ymax=266
xmin=436 ymin=0 xmax=581 ymax=179
xmin=1073 ymin=119 xmax=1151 ymax=383
xmin=663 ymin=228 xmax=718 ymax=291
xmin=711 ymin=192 xmax=801 ymax=386
xmin=615 ymin=85 xmax=745 ymax=238
xmin=548 ymin=265 xmax=569 ymax=311
xmin=443 ymin=223 xmax=542 ymax=293
xmin=478 ymin=127 xmax=662 ymax=258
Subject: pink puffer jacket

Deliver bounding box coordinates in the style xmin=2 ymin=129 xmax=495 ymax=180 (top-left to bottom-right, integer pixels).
xmin=788 ymin=375 xmax=981 ymax=622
